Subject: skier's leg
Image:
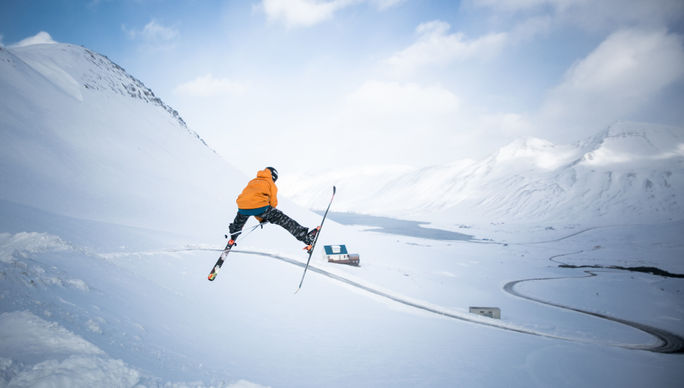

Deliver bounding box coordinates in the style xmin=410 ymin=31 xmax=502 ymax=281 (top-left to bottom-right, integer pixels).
xmin=260 ymin=208 xmax=310 ymax=242
xmin=229 ymin=213 xmax=250 ymax=241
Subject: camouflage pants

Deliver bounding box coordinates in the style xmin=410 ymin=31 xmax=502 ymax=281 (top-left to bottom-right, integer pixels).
xmin=229 ymin=207 xmax=309 ymax=243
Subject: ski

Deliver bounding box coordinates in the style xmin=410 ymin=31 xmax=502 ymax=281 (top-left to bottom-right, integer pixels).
xmin=207 ymin=222 xmax=263 ymax=282
xmin=207 ymin=239 xmax=235 ymax=281
xmin=296 ymin=186 xmax=336 ymax=292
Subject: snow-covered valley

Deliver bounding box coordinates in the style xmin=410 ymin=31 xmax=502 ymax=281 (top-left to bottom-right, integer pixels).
xmin=2 ymin=216 xmax=683 ymax=387
xmin=1 ymin=40 xmax=683 ymax=387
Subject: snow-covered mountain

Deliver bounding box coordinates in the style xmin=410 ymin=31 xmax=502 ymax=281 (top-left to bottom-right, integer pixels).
xmin=280 ymin=122 xmax=684 ymax=224
xmin=2 ymin=37 xmax=683 ymax=388
xmin=0 ymin=41 xmax=245 ymax=240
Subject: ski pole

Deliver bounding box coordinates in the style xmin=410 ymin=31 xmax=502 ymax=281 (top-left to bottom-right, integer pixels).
xmin=225 ymin=222 xmax=263 ymax=242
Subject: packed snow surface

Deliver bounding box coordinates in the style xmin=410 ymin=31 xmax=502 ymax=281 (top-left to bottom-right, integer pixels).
xmin=1 ymin=40 xmax=683 ymax=387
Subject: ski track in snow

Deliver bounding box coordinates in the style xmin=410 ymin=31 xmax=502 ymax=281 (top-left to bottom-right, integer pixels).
xmin=166 ymin=243 xmax=684 ymax=354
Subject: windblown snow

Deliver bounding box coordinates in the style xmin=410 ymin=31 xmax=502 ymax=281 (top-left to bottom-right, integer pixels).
xmin=1 ymin=38 xmax=683 ymax=387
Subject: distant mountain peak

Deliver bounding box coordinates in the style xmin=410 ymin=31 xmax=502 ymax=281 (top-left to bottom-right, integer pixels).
xmin=283 ymin=121 xmax=684 ymax=224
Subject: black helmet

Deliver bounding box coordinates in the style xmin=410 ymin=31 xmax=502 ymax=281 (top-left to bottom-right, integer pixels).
xmin=266 ymin=166 xmax=278 ymax=182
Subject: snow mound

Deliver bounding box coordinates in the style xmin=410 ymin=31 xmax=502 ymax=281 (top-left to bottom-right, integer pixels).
xmin=0 ymin=311 xmax=139 ymax=387
xmin=0 ymin=232 xmax=71 ymax=264
xmin=0 ymin=232 xmax=91 ymax=292
xmin=0 ymin=311 xmax=269 ymax=388
xmin=0 ymin=311 xmax=103 ymax=361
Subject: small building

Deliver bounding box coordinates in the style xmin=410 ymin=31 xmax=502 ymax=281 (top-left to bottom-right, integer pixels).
xmin=469 ymin=306 xmax=501 ymax=319
xmin=323 ymin=245 xmax=360 ymax=266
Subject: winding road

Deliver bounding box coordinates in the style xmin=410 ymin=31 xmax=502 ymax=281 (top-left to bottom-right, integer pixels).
xmin=213 ymin=247 xmax=683 ymax=354
xmin=178 ymin=223 xmax=683 ymax=354
xmin=503 ymin=271 xmax=684 ymax=353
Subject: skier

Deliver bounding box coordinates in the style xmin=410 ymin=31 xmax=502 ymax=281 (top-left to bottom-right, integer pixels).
xmin=228 ymin=167 xmax=319 ymax=249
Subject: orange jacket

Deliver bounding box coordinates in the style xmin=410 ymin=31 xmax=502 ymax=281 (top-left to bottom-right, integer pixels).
xmin=236 ymin=168 xmax=278 ymax=210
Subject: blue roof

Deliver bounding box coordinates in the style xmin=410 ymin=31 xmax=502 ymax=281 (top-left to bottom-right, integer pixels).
xmin=324 ymin=245 xmax=348 ymax=255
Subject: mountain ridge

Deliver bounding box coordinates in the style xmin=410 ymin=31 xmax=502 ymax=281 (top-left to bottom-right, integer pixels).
xmin=280 ymin=121 xmax=684 ymax=224
xmin=7 ymin=42 xmax=211 ymax=150
xmin=0 ymin=41 xmax=243 ymax=239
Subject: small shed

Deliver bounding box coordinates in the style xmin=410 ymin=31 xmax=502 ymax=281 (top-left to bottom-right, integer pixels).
xmin=469 ymin=306 xmax=501 ymax=319
xmin=323 ymin=245 xmax=360 ymax=266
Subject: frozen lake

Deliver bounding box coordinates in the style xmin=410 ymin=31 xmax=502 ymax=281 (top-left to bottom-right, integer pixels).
xmin=321 ymin=211 xmax=472 ymax=241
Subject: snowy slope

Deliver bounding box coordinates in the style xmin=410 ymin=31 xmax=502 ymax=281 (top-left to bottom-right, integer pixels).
xmin=0 ymin=42 xmax=244 ymax=240
xmin=281 ymin=122 xmax=684 ymax=224
xmin=1 ymin=38 xmax=683 ymax=388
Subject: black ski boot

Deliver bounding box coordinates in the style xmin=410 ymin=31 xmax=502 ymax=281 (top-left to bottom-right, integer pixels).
xmin=303 ymin=226 xmax=320 ymax=251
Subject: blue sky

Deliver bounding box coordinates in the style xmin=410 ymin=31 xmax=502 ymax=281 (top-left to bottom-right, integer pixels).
xmin=2 ymin=0 xmax=684 ymax=175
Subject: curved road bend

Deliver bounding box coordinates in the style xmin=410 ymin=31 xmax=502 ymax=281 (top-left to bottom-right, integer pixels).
xmin=226 ymin=249 xmax=684 ymax=354
xmin=503 ymin=272 xmax=684 ymax=354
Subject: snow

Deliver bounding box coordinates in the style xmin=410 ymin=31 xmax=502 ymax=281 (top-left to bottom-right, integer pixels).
xmin=0 ymin=312 xmax=260 ymax=388
xmin=0 ymin=43 xmax=236 ymax=239
xmin=1 ymin=40 xmax=683 ymax=387
xmin=10 ymin=31 xmax=57 ymax=48
xmin=0 ymin=310 xmax=140 ymax=388
xmin=280 ymin=122 xmax=684 ymax=225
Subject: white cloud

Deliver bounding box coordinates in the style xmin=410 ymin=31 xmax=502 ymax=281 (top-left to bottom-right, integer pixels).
xmin=122 ymin=19 xmax=178 ymax=42
xmin=258 ymin=0 xmax=361 ymax=27
xmin=174 ymin=74 xmax=248 ymax=97
xmin=386 ymin=20 xmax=508 ymax=73
xmin=345 ymin=80 xmax=460 ymax=117
xmin=508 ymin=14 xmax=552 ymax=42
xmin=304 ymin=80 xmax=466 ymax=167
xmin=472 ymin=0 xmax=576 ymax=12
xmin=537 ymin=28 xmax=684 ymax=138
xmin=328 ymin=80 xmax=538 ymax=166
xmin=371 ymin=0 xmax=405 ymax=10
xmin=472 ymin=0 xmax=684 ymax=31
xmin=480 ymin=112 xmax=532 ymax=137
xmin=140 ymin=20 xmax=178 ymax=41
xmin=257 ymin=0 xmax=400 ymax=27
xmin=11 ymin=31 xmax=57 ymax=47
